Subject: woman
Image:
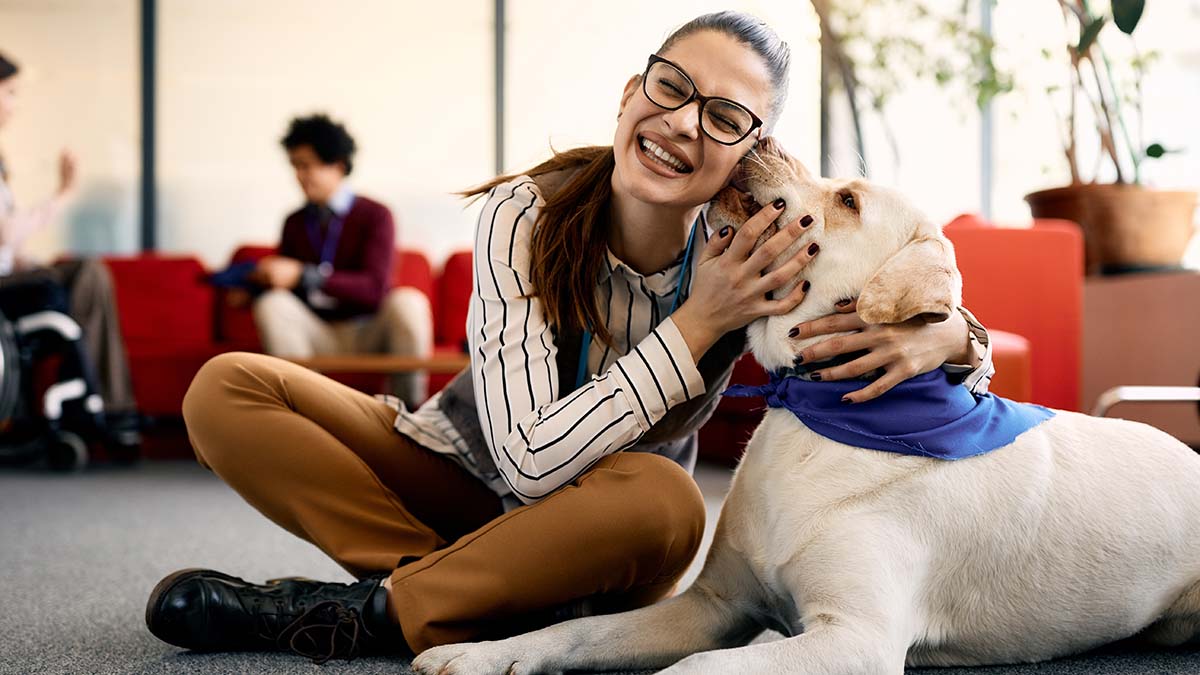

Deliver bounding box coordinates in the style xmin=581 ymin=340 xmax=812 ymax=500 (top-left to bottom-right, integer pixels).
xmin=0 ymin=52 xmax=140 ymax=450
xmin=146 ymin=11 xmax=992 ymax=663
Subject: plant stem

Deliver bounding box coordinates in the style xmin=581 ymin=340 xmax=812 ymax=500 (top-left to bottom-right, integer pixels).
xmin=1085 ymin=55 xmax=1128 ymax=182
xmin=1096 ymin=42 xmax=1141 ymax=183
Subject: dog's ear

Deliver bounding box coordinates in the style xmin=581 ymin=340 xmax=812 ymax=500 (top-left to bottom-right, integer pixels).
xmin=856 ymin=236 xmax=962 ymax=325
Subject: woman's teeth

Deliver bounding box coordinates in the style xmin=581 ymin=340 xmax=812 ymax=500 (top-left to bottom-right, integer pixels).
xmin=640 ymin=137 xmax=692 ymax=174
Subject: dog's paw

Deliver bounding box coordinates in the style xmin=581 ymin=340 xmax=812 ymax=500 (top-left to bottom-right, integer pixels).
xmin=412 ymin=641 xmax=546 ymax=675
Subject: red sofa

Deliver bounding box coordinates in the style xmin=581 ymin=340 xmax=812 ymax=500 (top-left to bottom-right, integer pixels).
xmin=213 ymin=245 xmax=465 ymax=395
xmin=103 ymin=248 xmax=471 ymax=428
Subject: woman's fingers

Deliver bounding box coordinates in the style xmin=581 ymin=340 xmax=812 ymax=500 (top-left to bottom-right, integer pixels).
xmin=792 ymin=328 xmax=874 ymax=363
xmin=699 ymin=222 xmax=736 ymax=262
xmin=790 ymin=312 xmax=868 ymax=341
xmin=724 ymin=199 xmax=786 ymax=260
xmin=806 ymin=349 xmax=889 ymax=382
xmin=843 ymin=366 xmax=912 ymax=403
xmin=764 ymin=273 xmax=811 ymax=315
xmin=753 ymin=240 xmax=820 ymax=295
xmin=747 ymin=218 xmax=815 ymax=274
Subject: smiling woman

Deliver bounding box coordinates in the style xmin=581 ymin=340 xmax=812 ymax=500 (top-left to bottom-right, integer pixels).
xmin=146 ymin=9 xmax=996 ymax=665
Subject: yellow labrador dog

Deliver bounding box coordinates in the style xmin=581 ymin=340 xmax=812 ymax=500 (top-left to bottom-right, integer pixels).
xmin=413 ymin=141 xmax=1200 ymax=675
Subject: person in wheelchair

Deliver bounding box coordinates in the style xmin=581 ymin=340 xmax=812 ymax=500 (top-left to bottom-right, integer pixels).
xmin=0 ymin=51 xmax=140 ymax=455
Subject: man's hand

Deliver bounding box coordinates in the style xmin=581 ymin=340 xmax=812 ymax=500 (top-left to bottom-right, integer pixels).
xmin=252 ymin=256 xmax=304 ymax=290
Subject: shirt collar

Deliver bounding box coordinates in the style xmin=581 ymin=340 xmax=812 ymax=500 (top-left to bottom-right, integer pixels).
xmin=597 ymin=211 xmax=709 ymax=296
xmin=325 ymin=185 xmax=355 ymax=217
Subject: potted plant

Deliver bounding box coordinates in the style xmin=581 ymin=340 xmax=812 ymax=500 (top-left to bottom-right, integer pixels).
xmin=1021 ymin=0 xmax=1195 ymax=274
xmin=813 ymin=0 xmax=1196 ymax=274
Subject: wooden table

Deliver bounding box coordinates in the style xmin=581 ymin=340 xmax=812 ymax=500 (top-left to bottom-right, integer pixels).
xmin=287 ymin=353 xmax=470 ymax=375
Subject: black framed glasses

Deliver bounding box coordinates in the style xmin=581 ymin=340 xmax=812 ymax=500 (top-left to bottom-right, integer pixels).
xmin=641 ymin=54 xmax=764 ymax=146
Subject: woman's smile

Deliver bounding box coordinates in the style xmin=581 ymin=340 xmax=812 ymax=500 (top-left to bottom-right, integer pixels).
xmin=635 ymin=131 xmax=694 ymax=177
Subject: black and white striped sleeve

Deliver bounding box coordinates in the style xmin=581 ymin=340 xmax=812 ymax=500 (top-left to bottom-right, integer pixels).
xmin=469 ymin=177 xmax=705 ymax=505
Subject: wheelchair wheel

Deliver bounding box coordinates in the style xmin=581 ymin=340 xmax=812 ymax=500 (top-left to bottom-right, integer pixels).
xmin=47 ymin=430 xmax=88 ymax=472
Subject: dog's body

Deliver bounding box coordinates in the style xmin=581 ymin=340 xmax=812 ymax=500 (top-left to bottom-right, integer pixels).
xmin=414 ymin=143 xmax=1200 ymax=675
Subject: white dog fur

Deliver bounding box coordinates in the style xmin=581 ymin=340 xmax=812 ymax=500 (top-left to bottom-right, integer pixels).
xmin=413 ymin=141 xmax=1200 ymax=675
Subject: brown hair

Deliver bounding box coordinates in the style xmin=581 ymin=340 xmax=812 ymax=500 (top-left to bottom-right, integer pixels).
xmin=463 ymin=146 xmax=616 ymax=344
xmin=463 ymin=11 xmax=790 ymax=347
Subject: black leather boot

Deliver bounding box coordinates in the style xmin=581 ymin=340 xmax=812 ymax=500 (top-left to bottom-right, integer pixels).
xmin=145 ymin=568 xmax=404 ymax=663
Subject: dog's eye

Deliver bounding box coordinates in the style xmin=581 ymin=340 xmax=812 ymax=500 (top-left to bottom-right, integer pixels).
xmin=839 ymin=192 xmax=858 ymax=211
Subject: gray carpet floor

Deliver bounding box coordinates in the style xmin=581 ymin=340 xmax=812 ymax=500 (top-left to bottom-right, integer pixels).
xmin=2 ymin=460 xmax=1200 ymax=674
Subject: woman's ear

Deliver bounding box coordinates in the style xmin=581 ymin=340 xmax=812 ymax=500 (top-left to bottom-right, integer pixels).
xmin=856 ymin=236 xmax=962 ymax=325
xmin=618 ymin=74 xmax=641 ymax=117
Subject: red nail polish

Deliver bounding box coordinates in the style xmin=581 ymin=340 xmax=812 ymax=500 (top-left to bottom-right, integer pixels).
xmin=807 ymin=243 xmax=820 ymax=255
xmin=800 ymin=215 xmax=813 ymax=227
xmin=788 ymin=327 xmax=799 ymax=338
xmin=801 ymin=280 xmax=811 ymax=292
xmin=773 ymin=198 xmax=786 ymax=210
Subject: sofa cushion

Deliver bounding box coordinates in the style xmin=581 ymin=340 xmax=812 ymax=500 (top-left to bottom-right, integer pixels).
xmin=437 ymin=251 xmax=473 ymax=350
xmin=104 ymin=255 xmax=214 ymax=347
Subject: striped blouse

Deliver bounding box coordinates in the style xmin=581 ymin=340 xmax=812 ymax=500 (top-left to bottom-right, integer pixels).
xmin=393 ymin=176 xmax=995 ymax=504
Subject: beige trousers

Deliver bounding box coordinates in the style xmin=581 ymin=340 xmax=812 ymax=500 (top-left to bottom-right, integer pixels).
xmin=182 ymin=352 xmax=706 ymax=653
xmin=252 ymin=287 xmax=433 ymax=407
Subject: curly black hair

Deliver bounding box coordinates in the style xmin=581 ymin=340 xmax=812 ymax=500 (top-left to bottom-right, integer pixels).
xmin=280 ymin=113 xmax=357 ymax=175
xmin=0 ymin=52 xmax=19 ymax=82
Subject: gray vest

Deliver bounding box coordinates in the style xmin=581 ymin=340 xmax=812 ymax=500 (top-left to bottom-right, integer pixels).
xmin=436 ymin=170 xmax=748 ymax=488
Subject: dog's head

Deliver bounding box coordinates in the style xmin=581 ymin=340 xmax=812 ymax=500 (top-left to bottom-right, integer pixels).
xmin=707 ymin=138 xmax=962 ymax=370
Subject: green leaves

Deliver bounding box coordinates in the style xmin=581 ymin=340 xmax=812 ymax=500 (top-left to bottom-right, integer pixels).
xmin=1112 ymin=0 xmax=1145 ymax=35
xmin=1078 ymin=16 xmax=1107 ymax=55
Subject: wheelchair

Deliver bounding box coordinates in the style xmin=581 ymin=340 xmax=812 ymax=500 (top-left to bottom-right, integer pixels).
xmin=0 ymin=281 xmax=119 ymax=471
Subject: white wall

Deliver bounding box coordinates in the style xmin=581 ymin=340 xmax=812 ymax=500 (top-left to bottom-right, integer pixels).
xmin=0 ymin=0 xmax=140 ymax=263
xmin=505 ymin=1 xmax=822 ymax=176
xmin=157 ymin=0 xmax=494 ymax=267
xmin=1 ymin=0 xmax=1195 ymax=268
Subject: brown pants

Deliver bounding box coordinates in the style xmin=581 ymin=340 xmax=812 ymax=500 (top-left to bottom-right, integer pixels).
xmin=182 ymin=352 xmax=706 ymax=653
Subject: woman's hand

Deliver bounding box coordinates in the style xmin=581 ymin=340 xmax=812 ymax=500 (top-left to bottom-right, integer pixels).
xmin=57 ymin=150 xmax=78 ymax=196
xmin=672 ymin=199 xmax=818 ymax=361
xmin=790 ymin=299 xmax=976 ymax=403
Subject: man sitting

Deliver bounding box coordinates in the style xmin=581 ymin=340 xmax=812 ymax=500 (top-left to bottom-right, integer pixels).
xmin=250 ymin=113 xmax=431 ymax=408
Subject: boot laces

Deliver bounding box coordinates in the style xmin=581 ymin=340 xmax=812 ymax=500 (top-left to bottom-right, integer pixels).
xmin=273 ymin=600 xmax=366 ymax=664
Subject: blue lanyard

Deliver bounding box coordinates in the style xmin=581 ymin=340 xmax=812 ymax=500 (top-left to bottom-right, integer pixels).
xmin=575 ymin=216 xmax=701 ymax=390
xmin=306 ymin=209 xmax=345 ymax=273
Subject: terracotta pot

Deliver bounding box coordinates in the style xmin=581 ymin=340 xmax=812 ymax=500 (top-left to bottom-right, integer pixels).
xmin=1025 ymin=184 xmax=1197 ymax=274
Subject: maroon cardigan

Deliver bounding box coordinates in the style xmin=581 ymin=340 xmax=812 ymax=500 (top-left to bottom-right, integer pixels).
xmin=278 ymin=195 xmax=395 ymax=320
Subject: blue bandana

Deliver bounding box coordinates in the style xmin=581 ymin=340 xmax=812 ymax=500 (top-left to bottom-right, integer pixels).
xmin=724 ymin=370 xmax=1054 ymax=460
